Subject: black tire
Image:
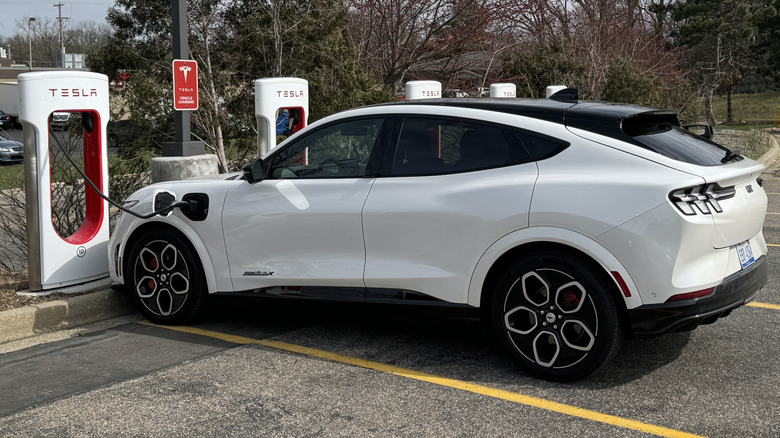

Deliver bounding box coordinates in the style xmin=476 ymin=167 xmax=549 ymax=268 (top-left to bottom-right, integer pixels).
xmin=126 ymin=229 xmax=208 ymax=324
xmin=491 ymin=251 xmax=624 ymax=381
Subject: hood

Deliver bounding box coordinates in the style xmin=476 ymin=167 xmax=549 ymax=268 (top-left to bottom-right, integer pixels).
xmin=184 ymin=171 xmax=242 ymax=181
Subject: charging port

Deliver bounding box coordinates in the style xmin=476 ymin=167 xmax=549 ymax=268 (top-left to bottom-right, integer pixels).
xmin=181 ymin=193 xmax=209 ymax=221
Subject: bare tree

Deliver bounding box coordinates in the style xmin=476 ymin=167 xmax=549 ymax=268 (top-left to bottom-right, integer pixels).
xmin=348 ymin=0 xmax=493 ymax=92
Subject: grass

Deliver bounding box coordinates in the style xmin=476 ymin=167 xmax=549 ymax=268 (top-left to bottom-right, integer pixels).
xmin=712 ymin=92 xmax=780 ymax=131
xmin=0 ymin=163 xmax=24 ymax=191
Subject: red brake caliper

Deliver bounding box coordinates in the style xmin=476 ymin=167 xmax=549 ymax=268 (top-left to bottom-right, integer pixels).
xmin=564 ymin=290 xmax=580 ymax=308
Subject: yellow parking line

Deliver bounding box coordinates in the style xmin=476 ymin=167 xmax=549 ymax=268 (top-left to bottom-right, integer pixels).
xmin=139 ymin=321 xmax=704 ymax=438
xmin=767 ymin=244 xmax=780 ymax=247
xmin=747 ymin=301 xmax=780 ymax=310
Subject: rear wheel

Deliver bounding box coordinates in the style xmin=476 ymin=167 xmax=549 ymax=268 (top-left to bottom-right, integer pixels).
xmin=127 ymin=229 xmax=207 ymax=324
xmin=491 ymin=251 xmax=624 ymax=381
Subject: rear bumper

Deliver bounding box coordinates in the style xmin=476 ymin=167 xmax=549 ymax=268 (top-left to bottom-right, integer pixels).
xmin=628 ymin=255 xmax=767 ymax=337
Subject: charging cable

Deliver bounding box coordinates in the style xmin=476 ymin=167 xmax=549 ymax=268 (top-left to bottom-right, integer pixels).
xmin=50 ymin=116 xmax=191 ymax=220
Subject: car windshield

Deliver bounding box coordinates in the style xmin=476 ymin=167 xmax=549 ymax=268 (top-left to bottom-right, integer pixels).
xmin=623 ymin=119 xmax=734 ymax=166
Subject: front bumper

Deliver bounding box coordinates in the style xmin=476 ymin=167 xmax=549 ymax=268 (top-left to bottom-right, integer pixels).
xmin=0 ymin=153 xmax=23 ymax=162
xmin=628 ymin=255 xmax=767 ymax=337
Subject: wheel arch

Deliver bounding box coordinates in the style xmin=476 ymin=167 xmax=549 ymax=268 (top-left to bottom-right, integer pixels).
xmin=120 ymin=220 xmax=218 ymax=294
xmin=470 ymin=228 xmax=643 ymax=320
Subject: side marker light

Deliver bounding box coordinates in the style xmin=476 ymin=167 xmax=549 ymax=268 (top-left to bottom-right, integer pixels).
xmin=611 ymin=271 xmax=631 ymax=297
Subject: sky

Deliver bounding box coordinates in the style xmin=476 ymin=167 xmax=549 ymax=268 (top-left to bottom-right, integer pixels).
xmin=1 ymin=0 xmax=114 ymax=38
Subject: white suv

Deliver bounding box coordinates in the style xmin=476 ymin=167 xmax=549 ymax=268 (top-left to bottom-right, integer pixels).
xmin=109 ymin=97 xmax=767 ymax=381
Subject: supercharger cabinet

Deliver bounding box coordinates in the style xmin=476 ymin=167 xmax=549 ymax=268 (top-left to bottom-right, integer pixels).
xmin=405 ymin=81 xmax=442 ymax=100
xmin=490 ymin=83 xmax=517 ymax=98
xmin=19 ymin=71 xmax=110 ymax=290
xmin=255 ymin=77 xmax=309 ymax=156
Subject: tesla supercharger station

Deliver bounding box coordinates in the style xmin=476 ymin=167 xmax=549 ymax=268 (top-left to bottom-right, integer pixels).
xmin=19 ymin=71 xmax=110 ymax=291
xmin=405 ymin=81 xmax=441 ymax=100
xmin=255 ymin=77 xmax=309 ymax=156
xmin=490 ymin=83 xmax=517 ymax=98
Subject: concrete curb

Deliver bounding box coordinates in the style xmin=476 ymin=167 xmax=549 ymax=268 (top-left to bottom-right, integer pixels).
xmin=0 ymin=287 xmax=137 ymax=344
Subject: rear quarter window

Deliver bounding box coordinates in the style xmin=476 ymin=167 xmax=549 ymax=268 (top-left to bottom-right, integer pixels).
xmin=514 ymin=130 xmax=569 ymax=161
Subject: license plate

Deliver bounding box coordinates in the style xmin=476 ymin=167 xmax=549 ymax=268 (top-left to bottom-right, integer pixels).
xmin=737 ymin=240 xmax=755 ymax=269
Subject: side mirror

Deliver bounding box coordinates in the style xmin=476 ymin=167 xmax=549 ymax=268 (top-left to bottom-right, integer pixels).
xmin=242 ymin=158 xmax=265 ymax=184
xmin=682 ymin=124 xmax=713 ymax=140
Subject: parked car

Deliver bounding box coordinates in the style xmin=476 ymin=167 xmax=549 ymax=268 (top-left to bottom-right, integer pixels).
xmin=0 ymin=109 xmax=12 ymax=130
xmin=109 ymin=95 xmax=767 ymax=381
xmin=0 ymin=131 xmax=23 ymax=163
xmin=48 ymin=112 xmax=70 ymax=131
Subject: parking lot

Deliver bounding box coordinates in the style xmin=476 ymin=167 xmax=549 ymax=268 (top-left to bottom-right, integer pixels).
xmin=0 ymin=158 xmax=778 ymax=437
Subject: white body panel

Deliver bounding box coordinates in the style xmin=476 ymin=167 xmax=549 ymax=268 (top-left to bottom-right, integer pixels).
xmin=109 ymin=178 xmax=239 ymax=294
xmin=363 ymin=163 xmax=537 ymax=303
xmin=222 ymin=178 xmax=372 ymax=291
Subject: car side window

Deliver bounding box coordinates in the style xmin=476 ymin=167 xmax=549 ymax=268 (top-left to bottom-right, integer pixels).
xmin=266 ymin=118 xmax=384 ymax=179
xmin=514 ymin=130 xmax=570 ymax=161
xmin=389 ymin=117 xmax=526 ymax=176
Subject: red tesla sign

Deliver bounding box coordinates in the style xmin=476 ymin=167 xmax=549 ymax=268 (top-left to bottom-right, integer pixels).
xmin=172 ymin=59 xmax=198 ymax=110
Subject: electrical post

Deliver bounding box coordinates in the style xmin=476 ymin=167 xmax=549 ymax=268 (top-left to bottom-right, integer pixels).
xmin=151 ymin=0 xmax=216 ymax=183
xmin=163 ymin=0 xmax=203 ymax=157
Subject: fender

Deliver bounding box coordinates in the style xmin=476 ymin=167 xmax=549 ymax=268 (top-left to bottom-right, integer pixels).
xmin=112 ymin=214 xmax=225 ymax=294
xmin=467 ymin=226 xmax=644 ymax=310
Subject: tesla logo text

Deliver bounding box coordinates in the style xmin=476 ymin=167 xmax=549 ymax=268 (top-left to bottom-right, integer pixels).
xmin=420 ymin=90 xmax=440 ymax=97
xmin=276 ymin=90 xmax=304 ymax=98
xmin=49 ymin=88 xmax=98 ymax=98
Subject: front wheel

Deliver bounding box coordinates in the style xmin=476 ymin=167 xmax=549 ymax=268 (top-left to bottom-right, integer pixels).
xmin=126 ymin=229 xmax=207 ymax=324
xmin=491 ymin=251 xmax=625 ymax=381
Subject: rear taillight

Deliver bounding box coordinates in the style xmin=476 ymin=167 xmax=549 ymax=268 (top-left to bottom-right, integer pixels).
xmin=666 ymin=288 xmax=714 ymax=302
xmin=669 ymin=183 xmax=735 ymax=215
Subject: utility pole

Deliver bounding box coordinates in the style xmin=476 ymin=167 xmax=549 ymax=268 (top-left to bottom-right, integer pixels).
xmin=53 ymin=2 xmax=69 ymax=56
xmin=28 ymin=17 xmax=35 ymax=71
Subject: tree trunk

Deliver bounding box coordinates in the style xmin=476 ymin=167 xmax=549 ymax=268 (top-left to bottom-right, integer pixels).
xmin=726 ymin=88 xmax=733 ymax=123
xmin=203 ymin=30 xmax=228 ymax=173
xmin=704 ymin=90 xmax=716 ymax=127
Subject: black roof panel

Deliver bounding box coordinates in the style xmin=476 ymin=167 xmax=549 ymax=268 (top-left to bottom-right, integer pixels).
xmin=378 ymin=98 xmax=677 ymax=131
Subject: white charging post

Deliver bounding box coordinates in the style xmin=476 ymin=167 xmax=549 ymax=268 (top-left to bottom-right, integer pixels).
xmin=490 ymin=83 xmax=517 ymax=98
xmin=19 ymin=71 xmax=110 ymax=290
xmin=255 ymin=77 xmax=309 ymax=156
xmin=405 ymin=81 xmax=442 ymax=100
